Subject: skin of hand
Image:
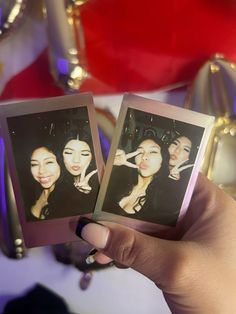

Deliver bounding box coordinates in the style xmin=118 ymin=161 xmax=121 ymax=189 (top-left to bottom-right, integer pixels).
xmin=113 ymin=149 xmax=139 ymax=168
xmin=169 ymin=159 xmax=194 ymax=181
xmin=74 ymin=161 xmax=98 ymax=194
xmin=78 ymin=174 xmax=236 ymax=313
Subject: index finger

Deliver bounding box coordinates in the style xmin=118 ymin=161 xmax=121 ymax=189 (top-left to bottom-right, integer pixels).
xmin=172 ymin=158 xmax=189 ymax=170
xmin=126 ymin=150 xmax=140 ymax=159
xmin=178 ymin=164 xmax=194 ymax=173
xmin=80 ymin=161 xmax=90 ymax=181
xmin=85 ymin=169 xmax=98 ymax=183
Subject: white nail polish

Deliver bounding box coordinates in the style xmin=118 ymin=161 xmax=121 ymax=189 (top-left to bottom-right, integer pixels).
xmin=86 ymin=255 xmax=95 ymax=265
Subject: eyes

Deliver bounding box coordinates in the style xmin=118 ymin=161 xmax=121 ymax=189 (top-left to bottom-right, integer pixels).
xmin=31 ymin=160 xmax=56 ymax=167
xmin=184 ymin=148 xmax=190 ymax=153
xmin=136 ymin=148 xmax=160 ymax=156
xmin=63 ymin=149 xmax=91 ymax=157
xmin=171 ymin=141 xmax=191 ymax=153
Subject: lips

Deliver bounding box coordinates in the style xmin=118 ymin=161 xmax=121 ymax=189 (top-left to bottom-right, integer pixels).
xmin=38 ymin=176 xmax=52 ymax=184
xmin=170 ymin=154 xmax=177 ymax=160
xmin=71 ymin=166 xmax=81 ymax=171
xmin=139 ymin=162 xmax=148 ymax=170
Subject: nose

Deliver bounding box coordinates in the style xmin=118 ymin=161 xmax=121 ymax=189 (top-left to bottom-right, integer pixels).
xmin=174 ymin=146 xmax=180 ymax=154
xmin=141 ymin=152 xmax=149 ymax=160
xmin=73 ymin=153 xmax=80 ymax=163
xmin=38 ymin=163 xmax=46 ymax=174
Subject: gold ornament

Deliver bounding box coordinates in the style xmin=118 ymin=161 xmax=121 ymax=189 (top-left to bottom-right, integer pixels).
xmin=0 ymin=148 xmax=26 ymax=259
xmin=44 ymin=0 xmax=89 ymax=91
xmin=185 ymin=54 xmax=236 ymax=199
xmin=0 ymin=0 xmax=27 ymax=39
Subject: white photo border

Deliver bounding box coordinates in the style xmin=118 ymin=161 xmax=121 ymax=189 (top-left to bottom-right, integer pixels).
xmin=0 ymin=93 xmax=104 ymax=247
xmin=93 ymin=93 xmax=215 ymax=234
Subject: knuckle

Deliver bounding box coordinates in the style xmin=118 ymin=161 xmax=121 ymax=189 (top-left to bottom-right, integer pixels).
xmin=164 ymin=247 xmax=199 ymax=290
xmin=108 ymin=232 xmax=138 ymax=267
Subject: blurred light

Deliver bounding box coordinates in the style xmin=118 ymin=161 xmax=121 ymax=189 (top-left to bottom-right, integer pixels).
xmin=70 ymin=65 xmax=83 ymax=79
xmin=8 ymin=3 xmax=21 ymax=23
xmin=57 ymin=58 xmax=69 ymax=75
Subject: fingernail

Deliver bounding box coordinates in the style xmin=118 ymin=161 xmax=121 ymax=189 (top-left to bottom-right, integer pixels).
xmin=76 ymin=217 xmax=109 ymax=249
xmin=86 ymin=255 xmax=95 ymax=265
xmin=76 ymin=217 xmax=101 ymax=238
xmin=89 ymin=248 xmax=97 ymax=256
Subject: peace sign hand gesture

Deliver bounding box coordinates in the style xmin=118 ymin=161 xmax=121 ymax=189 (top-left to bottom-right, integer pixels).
xmin=169 ymin=159 xmax=194 ymax=181
xmin=113 ymin=149 xmax=139 ymax=168
xmin=74 ymin=163 xmax=98 ymax=194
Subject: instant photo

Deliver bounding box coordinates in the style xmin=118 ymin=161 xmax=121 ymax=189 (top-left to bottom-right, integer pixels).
xmin=94 ymin=94 xmax=215 ymax=233
xmin=0 ymin=93 xmax=103 ymax=247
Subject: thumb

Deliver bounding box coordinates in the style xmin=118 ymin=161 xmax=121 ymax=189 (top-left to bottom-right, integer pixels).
xmin=76 ymin=218 xmax=189 ymax=289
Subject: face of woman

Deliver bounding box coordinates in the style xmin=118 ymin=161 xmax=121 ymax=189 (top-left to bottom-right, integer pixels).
xmin=135 ymin=139 xmax=163 ymax=178
xmin=168 ymin=136 xmax=192 ymax=167
xmin=30 ymin=147 xmax=61 ymax=189
xmin=63 ymin=139 xmax=92 ymax=176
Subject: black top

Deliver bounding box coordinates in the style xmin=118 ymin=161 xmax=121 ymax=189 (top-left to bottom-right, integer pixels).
xmin=26 ymin=174 xmax=99 ymax=221
xmin=102 ymin=166 xmax=192 ymax=227
xmin=50 ymin=174 xmax=99 ymax=218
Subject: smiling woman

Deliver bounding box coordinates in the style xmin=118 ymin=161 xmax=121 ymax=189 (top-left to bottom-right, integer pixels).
xmin=30 ymin=147 xmax=61 ymax=189
xmin=27 ymin=144 xmax=61 ymax=220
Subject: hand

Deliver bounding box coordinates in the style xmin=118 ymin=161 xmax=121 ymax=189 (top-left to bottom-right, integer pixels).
xmin=74 ymin=164 xmax=98 ymax=194
xmin=113 ymin=149 xmax=139 ymax=168
xmin=77 ymin=174 xmax=236 ymax=313
xmin=169 ymin=159 xmax=194 ymax=180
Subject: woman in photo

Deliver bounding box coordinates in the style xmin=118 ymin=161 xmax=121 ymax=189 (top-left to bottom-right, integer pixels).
xmin=29 ymin=144 xmax=61 ymax=220
xmin=52 ymin=132 xmax=99 ymax=217
xmin=62 ymin=136 xmax=97 ymax=194
xmin=103 ymin=135 xmax=177 ymax=225
xmin=168 ymin=134 xmax=197 ymax=181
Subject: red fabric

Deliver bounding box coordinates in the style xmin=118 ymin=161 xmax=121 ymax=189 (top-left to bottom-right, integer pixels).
xmin=81 ymin=0 xmax=236 ymax=91
xmin=1 ymin=0 xmax=236 ymax=100
xmin=0 ymin=50 xmax=64 ymax=101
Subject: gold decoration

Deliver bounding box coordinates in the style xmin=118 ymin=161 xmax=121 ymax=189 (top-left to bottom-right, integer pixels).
xmin=185 ymin=54 xmax=236 ymax=199
xmin=0 ymin=152 xmax=26 ymax=259
xmin=44 ymin=0 xmax=89 ymax=91
xmin=0 ymin=0 xmax=27 ymax=39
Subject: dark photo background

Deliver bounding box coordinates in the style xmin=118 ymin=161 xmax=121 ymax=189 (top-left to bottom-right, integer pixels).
xmin=102 ymin=108 xmax=205 ymax=226
xmin=6 ymin=106 xmax=99 ymax=221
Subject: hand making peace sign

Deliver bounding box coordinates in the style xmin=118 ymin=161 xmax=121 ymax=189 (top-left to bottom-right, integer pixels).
xmin=113 ymin=149 xmax=140 ymax=168
xmin=169 ymin=158 xmax=194 ymax=180
xmin=74 ymin=161 xmax=98 ymax=194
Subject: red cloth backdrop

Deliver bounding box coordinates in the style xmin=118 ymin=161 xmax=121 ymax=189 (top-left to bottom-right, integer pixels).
xmin=1 ymin=0 xmax=236 ymax=100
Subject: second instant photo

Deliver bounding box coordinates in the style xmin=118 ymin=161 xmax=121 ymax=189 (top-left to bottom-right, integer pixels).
xmin=94 ymin=94 xmax=214 ymax=232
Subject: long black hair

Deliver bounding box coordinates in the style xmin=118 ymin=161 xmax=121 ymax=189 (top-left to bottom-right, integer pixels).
xmin=168 ymin=131 xmax=200 ymax=166
xmin=59 ymin=128 xmax=97 ymax=183
xmin=18 ymin=139 xmax=62 ymax=220
xmin=110 ymin=135 xmax=169 ymax=210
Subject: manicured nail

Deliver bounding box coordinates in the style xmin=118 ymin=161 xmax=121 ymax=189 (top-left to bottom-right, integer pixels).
xmin=76 ymin=217 xmax=99 ymax=238
xmin=76 ymin=217 xmax=109 ymax=249
xmin=88 ymin=248 xmax=97 ymax=256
